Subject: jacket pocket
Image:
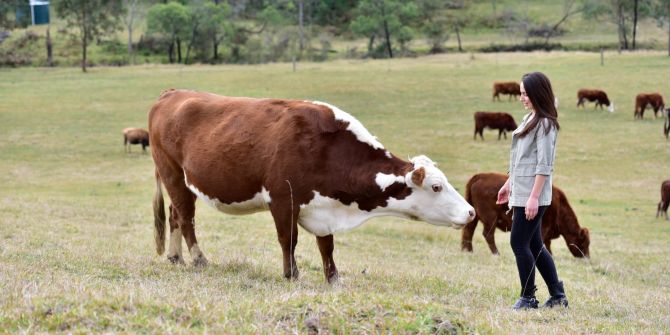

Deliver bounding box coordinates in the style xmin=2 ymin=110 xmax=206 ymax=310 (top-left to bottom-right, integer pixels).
xmin=512 ymin=164 xmax=536 ymax=199
xmin=513 ymin=175 xmax=534 ymax=198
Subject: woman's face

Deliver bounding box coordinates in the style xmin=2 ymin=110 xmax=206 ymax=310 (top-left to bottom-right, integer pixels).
xmin=520 ymin=82 xmax=534 ymax=111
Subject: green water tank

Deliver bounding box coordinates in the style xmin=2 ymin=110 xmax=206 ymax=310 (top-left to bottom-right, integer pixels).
xmin=30 ymin=0 xmax=50 ymax=25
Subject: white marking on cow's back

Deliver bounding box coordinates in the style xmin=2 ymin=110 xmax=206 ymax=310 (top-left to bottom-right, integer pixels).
xmin=311 ymin=101 xmax=391 ymax=157
xmin=375 ymin=172 xmax=405 ymax=192
xmin=185 ymin=173 xmax=271 ymax=215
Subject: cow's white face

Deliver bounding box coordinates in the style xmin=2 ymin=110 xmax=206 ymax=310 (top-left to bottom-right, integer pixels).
xmin=391 ymin=155 xmax=475 ymax=228
xmin=608 ymin=103 xmax=615 ymax=113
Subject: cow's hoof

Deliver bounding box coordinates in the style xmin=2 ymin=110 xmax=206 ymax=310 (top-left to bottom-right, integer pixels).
xmin=327 ymin=273 xmax=340 ymax=284
xmin=167 ymin=255 xmax=185 ymax=265
xmin=284 ymin=268 xmax=300 ymax=280
xmin=193 ymin=256 xmax=208 ymax=267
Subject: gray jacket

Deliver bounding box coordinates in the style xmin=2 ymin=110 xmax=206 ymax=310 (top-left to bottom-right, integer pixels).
xmin=508 ymin=113 xmax=557 ymax=207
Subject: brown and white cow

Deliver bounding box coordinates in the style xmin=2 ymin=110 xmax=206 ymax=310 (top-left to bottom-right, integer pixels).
xmin=123 ymin=127 xmax=150 ymax=153
xmin=492 ymin=81 xmax=521 ymax=102
xmin=473 ymin=111 xmax=517 ymax=141
xmin=576 ymin=89 xmax=614 ymax=112
xmin=657 ymin=180 xmax=670 ymax=220
xmin=634 ymin=93 xmax=665 ymax=119
xmin=461 ymin=172 xmax=590 ymax=258
xmin=148 ymin=89 xmax=475 ymax=283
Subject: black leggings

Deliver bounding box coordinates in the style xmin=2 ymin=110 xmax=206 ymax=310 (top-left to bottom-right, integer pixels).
xmin=511 ymin=206 xmax=560 ymax=296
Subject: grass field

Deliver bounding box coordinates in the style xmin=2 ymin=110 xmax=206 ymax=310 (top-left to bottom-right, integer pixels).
xmin=1 ymin=51 xmax=669 ymax=334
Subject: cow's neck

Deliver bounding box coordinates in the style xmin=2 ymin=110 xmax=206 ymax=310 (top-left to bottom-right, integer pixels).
xmin=298 ymin=154 xmax=415 ymax=236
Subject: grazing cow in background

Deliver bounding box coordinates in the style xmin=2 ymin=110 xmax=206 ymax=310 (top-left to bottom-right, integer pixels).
xmin=577 ymin=89 xmax=614 ymax=112
xmin=461 ymin=172 xmax=590 ymax=258
xmin=634 ymin=93 xmax=665 ymax=119
xmin=657 ymin=180 xmax=670 ymax=220
xmin=473 ymin=111 xmax=517 ymax=140
xmin=149 ymin=89 xmax=475 ymax=283
xmin=123 ymin=127 xmax=150 ymax=153
xmin=492 ymin=81 xmax=521 ymax=101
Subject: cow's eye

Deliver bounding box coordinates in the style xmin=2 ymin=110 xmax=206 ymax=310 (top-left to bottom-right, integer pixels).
xmin=431 ymin=184 xmax=443 ymax=192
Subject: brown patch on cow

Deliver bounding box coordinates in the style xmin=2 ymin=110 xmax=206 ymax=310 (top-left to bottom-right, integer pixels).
xmin=577 ymin=89 xmax=611 ymax=109
xmin=657 ymin=180 xmax=670 ymax=220
xmin=461 ymin=172 xmax=590 ymax=258
xmin=411 ymin=167 xmax=426 ymax=186
xmin=634 ymin=93 xmax=665 ymax=119
xmin=473 ymin=111 xmax=517 ymax=140
xmin=492 ymin=81 xmax=521 ymax=102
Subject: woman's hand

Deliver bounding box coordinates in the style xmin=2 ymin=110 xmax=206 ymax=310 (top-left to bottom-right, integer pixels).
xmin=496 ymin=181 xmax=510 ymax=204
xmin=525 ymin=196 xmax=539 ymax=220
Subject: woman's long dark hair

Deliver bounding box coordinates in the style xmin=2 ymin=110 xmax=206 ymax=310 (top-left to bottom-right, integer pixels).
xmin=518 ymin=72 xmax=560 ymax=137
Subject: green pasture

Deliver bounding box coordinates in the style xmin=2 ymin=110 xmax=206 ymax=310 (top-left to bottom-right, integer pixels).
xmin=1 ymin=51 xmax=669 ymax=334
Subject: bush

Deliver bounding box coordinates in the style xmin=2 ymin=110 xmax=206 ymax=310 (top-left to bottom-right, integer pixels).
xmin=479 ymin=42 xmax=563 ymax=52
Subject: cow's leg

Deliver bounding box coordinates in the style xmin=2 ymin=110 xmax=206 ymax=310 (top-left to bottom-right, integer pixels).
xmin=178 ymin=195 xmax=208 ymax=267
xmin=269 ymin=201 xmax=299 ymax=280
xmin=482 ymin=220 xmax=499 ymax=255
xmin=461 ymin=217 xmax=478 ymax=252
xmin=167 ymin=204 xmax=185 ymax=264
xmin=158 ymin=164 xmax=208 ymax=267
xmin=172 ymin=192 xmax=207 ymax=267
xmin=316 ymin=235 xmax=338 ymax=283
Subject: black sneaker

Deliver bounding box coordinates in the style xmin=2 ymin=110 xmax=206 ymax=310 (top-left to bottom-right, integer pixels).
xmin=512 ymin=296 xmax=539 ymax=310
xmin=542 ymin=296 xmax=569 ymax=308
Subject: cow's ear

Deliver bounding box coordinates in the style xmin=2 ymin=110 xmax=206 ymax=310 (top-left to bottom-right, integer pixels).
xmin=411 ymin=167 xmax=425 ymax=187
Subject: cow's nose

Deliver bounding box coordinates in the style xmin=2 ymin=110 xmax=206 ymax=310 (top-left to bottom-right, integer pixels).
xmin=468 ymin=210 xmax=476 ymax=220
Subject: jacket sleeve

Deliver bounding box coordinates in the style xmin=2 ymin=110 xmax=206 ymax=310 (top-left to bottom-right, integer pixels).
xmin=535 ymin=119 xmax=556 ymax=175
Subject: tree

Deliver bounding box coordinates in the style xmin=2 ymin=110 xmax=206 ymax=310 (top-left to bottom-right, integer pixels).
xmin=653 ymin=0 xmax=670 ymax=56
xmin=121 ymin=0 xmax=147 ymax=64
xmin=540 ymin=0 xmax=588 ymax=46
xmin=350 ymin=0 xmax=417 ymax=58
xmin=583 ymin=0 xmax=651 ymax=51
xmin=54 ymin=0 xmax=123 ymax=72
xmin=0 ymin=0 xmax=23 ymax=30
xmin=193 ymin=1 xmax=232 ymax=63
xmin=147 ymin=2 xmax=190 ymax=63
xmin=417 ymin=0 xmax=450 ymax=53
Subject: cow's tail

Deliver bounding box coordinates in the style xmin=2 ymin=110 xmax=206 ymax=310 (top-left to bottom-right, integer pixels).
xmin=153 ymin=169 xmax=166 ymax=255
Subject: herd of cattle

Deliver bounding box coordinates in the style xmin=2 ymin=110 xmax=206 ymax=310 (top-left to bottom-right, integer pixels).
xmin=118 ymin=86 xmax=667 ymax=282
xmin=485 ymin=81 xmax=670 ymax=139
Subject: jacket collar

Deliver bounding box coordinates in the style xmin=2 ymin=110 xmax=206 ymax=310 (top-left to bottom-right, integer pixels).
xmin=513 ymin=112 xmax=534 ymax=135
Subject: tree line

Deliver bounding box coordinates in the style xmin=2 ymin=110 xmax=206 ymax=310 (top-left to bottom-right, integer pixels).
xmin=1 ymin=0 xmax=669 ymax=72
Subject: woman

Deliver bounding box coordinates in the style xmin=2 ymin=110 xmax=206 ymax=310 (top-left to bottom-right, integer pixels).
xmin=496 ymin=72 xmax=568 ymax=310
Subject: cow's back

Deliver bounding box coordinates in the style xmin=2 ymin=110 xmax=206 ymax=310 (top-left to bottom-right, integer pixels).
xmin=149 ymin=90 xmax=346 ymax=205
